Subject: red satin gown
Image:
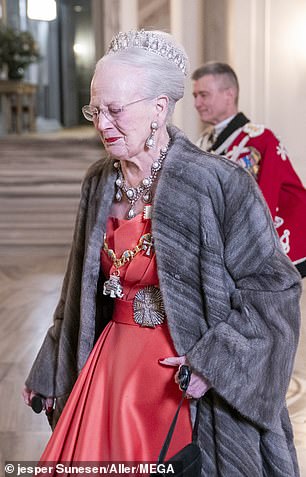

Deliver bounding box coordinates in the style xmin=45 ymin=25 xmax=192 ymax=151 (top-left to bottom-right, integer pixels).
xmin=40 ymin=213 xmax=192 ymax=464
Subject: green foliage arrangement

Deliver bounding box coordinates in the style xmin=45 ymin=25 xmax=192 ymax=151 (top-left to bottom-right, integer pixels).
xmin=0 ymin=24 xmax=40 ymax=80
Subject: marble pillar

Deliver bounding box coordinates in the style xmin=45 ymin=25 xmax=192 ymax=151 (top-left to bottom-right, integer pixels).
xmin=96 ymin=0 xmax=138 ymax=57
xmin=170 ymin=0 xmax=205 ymax=142
xmin=227 ymin=0 xmax=306 ymax=182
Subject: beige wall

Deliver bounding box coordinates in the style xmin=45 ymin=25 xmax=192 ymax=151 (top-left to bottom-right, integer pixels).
xmin=95 ymin=0 xmax=306 ymax=184
xmin=227 ymin=0 xmax=306 ymax=183
xmin=171 ymin=0 xmax=204 ymax=140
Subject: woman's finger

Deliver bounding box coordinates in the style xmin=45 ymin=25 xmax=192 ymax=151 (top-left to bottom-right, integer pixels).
xmin=159 ymin=356 xmax=186 ymax=367
xmin=45 ymin=397 xmax=54 ymax=412
xmin=22 ymin=387 xmax=31 ymax=406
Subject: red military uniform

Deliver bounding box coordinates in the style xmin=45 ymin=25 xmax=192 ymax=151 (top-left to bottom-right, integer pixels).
xmin=197 ymin=113 xmax=306 ymax=276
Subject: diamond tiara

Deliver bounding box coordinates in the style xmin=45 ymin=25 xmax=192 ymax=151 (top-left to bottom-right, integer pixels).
xmin=107 ymin=30 xmax=188 ymax=76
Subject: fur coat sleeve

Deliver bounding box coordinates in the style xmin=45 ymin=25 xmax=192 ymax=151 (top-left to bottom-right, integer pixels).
xmin=151 ymin=129 xmax=301 ymax=433
xmin=151 ymin=132 xmax=301 ymax=474
xmin=185 ymin=165 xmax=301 ymax=430
xmin=25 ymin=157 xmax=114 ymax=398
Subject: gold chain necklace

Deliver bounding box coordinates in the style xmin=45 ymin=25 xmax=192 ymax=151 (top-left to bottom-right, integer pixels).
xmin=103 ymin=232 xmax=154 ymax=298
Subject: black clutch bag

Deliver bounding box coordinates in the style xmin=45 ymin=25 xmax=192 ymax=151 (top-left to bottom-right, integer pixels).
xmin=151 ymin=365 xmax=202 ymax=477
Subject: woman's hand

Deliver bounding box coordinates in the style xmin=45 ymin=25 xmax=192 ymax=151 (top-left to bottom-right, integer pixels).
xmin=159 ymin=356 xmax=211 ymax=399
xmin=22 ymin=386 xmax=54 ymax=412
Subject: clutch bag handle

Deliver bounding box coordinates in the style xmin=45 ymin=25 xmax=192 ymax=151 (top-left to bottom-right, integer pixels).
xmin=157 ymin=365 xmax=199 ymax=464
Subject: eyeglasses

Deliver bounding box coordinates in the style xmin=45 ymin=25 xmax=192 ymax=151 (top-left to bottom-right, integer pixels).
xmin=82 ymin=97 xmax=153 ymax=122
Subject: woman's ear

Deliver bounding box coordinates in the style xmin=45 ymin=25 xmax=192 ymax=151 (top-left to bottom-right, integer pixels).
xmin=155 ymin=95 xmax=169 ymax=120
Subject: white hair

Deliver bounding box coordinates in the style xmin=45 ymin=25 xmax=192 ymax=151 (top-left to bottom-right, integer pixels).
xmin=95 ymin=31 xmax=190 ymax=119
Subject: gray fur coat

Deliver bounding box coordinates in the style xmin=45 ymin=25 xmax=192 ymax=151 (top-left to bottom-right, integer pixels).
xmin=26 ymin=126 xmax=301 ymax=476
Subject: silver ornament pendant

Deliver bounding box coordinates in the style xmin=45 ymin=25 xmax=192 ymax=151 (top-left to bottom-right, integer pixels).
xmin=143 ymin=191 xmax=152 ymax=203
xmin=116 ymin=189 xmax=123 ymax=201
xmin=133 ymin=286 xmax=165 ymax=327
xmin=128 ymin=208 xmax=136 ymax=219
xmin=126 ymin=188 xmax=135 ymax=199
xmin=103 ymin=274 xmax=124 ymax=298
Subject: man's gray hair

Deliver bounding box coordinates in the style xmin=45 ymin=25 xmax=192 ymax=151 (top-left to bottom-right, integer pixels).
xmin=192 ymin=62 xmax=239 ymax=104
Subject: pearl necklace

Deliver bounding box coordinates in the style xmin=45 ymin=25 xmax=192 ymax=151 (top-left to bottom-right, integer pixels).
xmin=114 ymin=143 xmax=169 ymax=219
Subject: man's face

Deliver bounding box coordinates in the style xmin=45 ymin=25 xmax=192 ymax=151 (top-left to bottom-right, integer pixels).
xmin=193 ymin=74 xmax=234 ymax=125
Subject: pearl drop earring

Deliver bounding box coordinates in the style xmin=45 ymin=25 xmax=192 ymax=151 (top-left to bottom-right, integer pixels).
xmin=145 ymin=121 xmax=158 ymax=149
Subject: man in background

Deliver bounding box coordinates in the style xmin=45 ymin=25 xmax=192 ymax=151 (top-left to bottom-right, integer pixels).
xmin=192 ymin=61 xmax=306 ymax=277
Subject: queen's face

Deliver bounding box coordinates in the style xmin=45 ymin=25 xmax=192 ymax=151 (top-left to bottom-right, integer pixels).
xmin=90 ymin=62 xmax=156 ymax=161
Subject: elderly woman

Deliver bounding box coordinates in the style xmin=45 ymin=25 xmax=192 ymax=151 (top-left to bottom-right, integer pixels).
xmin=23 ymin=30 xmax=301 ymax=476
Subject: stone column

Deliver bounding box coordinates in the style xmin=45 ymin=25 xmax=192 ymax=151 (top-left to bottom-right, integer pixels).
xmin=0 ymin=0 xmax=7 ymax=22
xmin=170 ymin=0 xmax=204 ymax=142
xmin=226 ymin=0 xmax=306 ymax=182
xmin=92 ymin=0 xmax=106 ymax=61
xmin=227 ymin=0 xmax=266 ymax=122
xmin=93 ymin=0 xmax=138 ymax=60
xmin=119 ymin=0 xmax=138 ymax=31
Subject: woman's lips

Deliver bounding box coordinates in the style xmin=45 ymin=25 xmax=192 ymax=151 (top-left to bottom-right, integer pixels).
xmin=105 ymin=137 xmax=120 ymax=143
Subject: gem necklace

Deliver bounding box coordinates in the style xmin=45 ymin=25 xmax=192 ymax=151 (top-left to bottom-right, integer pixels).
xmin=114 ymin=142 xmax=169 ymax=219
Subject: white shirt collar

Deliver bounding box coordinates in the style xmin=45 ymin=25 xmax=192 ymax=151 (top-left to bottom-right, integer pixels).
xmin=214 ymin=115 xmax=236 ymax=137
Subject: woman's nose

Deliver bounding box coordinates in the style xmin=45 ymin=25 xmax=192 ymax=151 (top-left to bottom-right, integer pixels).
xmin=96 ymin=110 xmax=113 ymax=130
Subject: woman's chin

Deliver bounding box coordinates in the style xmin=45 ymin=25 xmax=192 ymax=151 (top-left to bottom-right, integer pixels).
xmin=106 ymin=146 xmax=128 ymax=161
xmin=103 ymin=141 xmax=124 ymax=156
